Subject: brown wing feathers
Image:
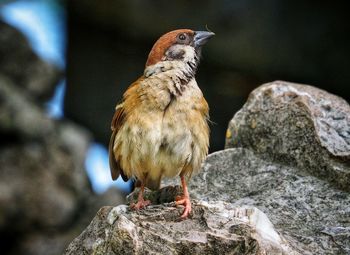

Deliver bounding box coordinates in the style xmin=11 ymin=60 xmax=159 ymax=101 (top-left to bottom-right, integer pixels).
xmin=109 ymin=78 xmax=144 ymax=181
xmin=108 ymin=103 xmax=129 ymax=181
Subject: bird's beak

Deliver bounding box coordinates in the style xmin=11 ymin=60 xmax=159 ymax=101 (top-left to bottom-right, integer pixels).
xmin=194 ymin=31 xmax=215 ymax=48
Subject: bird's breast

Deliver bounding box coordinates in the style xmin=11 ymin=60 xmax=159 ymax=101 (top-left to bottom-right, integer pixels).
xmin=115 ymin=77 xmax=208 ymax=180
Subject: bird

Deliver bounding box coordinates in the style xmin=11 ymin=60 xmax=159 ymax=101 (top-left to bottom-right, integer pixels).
xmin=109 ymin=29 xmax=214 ymax=218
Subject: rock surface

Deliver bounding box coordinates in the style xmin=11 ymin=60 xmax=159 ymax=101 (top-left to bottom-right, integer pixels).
xmin=165 ymin=148 xmax=350 ymax=254
xmin=16 ymin=188 xmax=125 ymax=255
xmin=0 ymin=21 xmax=61 ymax=102
xmin=64 ymin=198 xmax=297 ymax=255
xmin=65 ymin=147 xmax=350 ymax=254
xmin=0 ymin=74 xmax=100 ymax=255
xmin=226 ymin=81 xmax=350 ymax=191
xmin=0 ymin=74 xmax=91 ymax=232
xmin=65 ymin=81 xmax=350 ymax=255
xmin=0 ymin=21 xmax=125 ymax=255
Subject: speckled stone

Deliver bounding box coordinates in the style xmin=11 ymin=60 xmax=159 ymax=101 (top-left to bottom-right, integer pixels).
xmin=64 ymin=81 xmax=350 ymax=255
xmin=64 ymin=199 xmax=298 ymax=255
xmin=164 ymin=148 xmax=350 ymax=254
xmin=225 ymin=81 xmax=350 ymax=191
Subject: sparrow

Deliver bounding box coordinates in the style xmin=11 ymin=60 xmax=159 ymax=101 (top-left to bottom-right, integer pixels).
xmin=109 ymin=29 xmax=214 ymax=218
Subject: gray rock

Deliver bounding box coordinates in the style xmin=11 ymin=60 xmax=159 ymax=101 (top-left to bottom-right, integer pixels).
xmin=16 ymin=188 xmax=125 ymax=255
xmin=0 ymin=21 xmax=126 ymax=255
xmin=0 ymin=73 xmax=96 ymax=255
xmin=0 ymin=21 xmax=61 ymax=102
xmin=64 ymin=147 xmax=350 ymax=254
xmin=0 ymin=59 xmax=90 ymax=232
xmin=0 ymin=74 xmax=127 ymax=255
xmin=0 ymin=75 xmax=55 ymax=139
xmin=0 ymin=81 xmax=91 ymax=231
xmin=226 ymin=81 xmax=350 ymax=191
xmin=64 ymin=198 xmax=298 ymax=255
xmin=64 ymin=81 xmax=350 ymax=254
xmin=164 ymin=148 xmax=350 ymax=254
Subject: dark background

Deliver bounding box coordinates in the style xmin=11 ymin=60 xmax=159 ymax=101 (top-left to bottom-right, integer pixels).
xmin=65 ymin=0 xmax=350 ymax=152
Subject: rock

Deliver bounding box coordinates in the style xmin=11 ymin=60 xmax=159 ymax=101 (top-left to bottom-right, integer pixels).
xmin=0 ymin=20 xmax=91 ymax=237
xmin=226 ymin=81 xmax=350 ymax=191
xmin=65 ymin=144 xmax=349 ymax=254
xmin=0 ymin=20 xmax=128 ymax=255
xmin=0 ymin=80 xmax=91 ymax=231
xmin=16 ymin=188 xmax=125 ymax=255
xmin=0 ymin=75 xmax=55 ymax=139
xmin=0 ymin=74 xmax=125 ymax=255
xmin=64 ymin=81 xmax=350 ymax=254
xmin=0 ymin=69 xmax=93 ymax=255
xmin=64 ymin=197 xmax=298 ymax=255
xmin=0 ymin=22 xmax=126 ymax=255
xmin=162 ymin=148 xmax=350 ymax=254
xmin=0 ymin=21 xmax=61 ymax=102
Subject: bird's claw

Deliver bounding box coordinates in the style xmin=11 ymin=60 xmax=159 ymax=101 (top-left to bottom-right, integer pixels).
xmin=130 ymin=199 xmax=151 ymax=210
xmin=175 ymin=195 xmax=192 ymax=219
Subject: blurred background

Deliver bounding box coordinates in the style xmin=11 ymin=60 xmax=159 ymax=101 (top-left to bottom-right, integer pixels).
xmin=0 ymin=0 xmax=349 ymax=254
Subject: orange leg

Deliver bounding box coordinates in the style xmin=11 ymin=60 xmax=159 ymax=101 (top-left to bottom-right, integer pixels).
xmin=175 ymin=175 xmax=192 ymax=219
xmin=130 ymin=182 xmax=151 ymax=210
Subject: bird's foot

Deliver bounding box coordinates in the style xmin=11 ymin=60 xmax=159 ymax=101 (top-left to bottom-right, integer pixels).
xmin=130 ymin=199 xmax=151 ymax=210
xmin=175 ymin=195 xmax=192 ymax=219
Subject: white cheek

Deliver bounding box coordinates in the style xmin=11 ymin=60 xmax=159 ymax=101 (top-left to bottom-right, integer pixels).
xmin=167 ymin=44 xmax=196 ymax=63
xmin=182 ymin=46 xmax=196 ymax=62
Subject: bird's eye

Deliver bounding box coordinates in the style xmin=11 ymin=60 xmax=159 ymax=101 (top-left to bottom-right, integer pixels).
xmin=178 ymin=33 xmax=187 ymax=41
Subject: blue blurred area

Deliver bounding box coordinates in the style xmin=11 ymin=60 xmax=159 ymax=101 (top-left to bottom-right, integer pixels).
xmin=1 ymin=0 xmax=66 ymax=68
xmin=85 ymin=144 xmax=132 ymax=194
xmin=1 ymin=0 xmax=131 ymax=194
xmin=1 ymin=0 xmax=66 ymax=119
xmin=46 ymin=79 xmax=66 ymax=119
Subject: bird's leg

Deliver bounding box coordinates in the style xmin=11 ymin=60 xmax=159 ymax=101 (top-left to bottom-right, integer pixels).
xmin=130 ymin=182 xmax=151 ymax=210
xmin=175 ymin=175 xmax=192 ymax=218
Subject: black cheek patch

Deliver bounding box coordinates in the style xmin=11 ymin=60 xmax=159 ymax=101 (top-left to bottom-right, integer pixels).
xmin=166 ymin=49 xmax=186 ymax=60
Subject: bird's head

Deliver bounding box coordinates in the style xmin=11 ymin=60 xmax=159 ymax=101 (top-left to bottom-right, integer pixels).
xmin=144 ymin=29 xmax=214 ymax=77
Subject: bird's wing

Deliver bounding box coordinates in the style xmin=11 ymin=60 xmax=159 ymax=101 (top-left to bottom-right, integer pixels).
xmin=109 ymin=77 xmax=144 ymax=181
xmin=109 ymin=102 xmax=129 ymax=181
